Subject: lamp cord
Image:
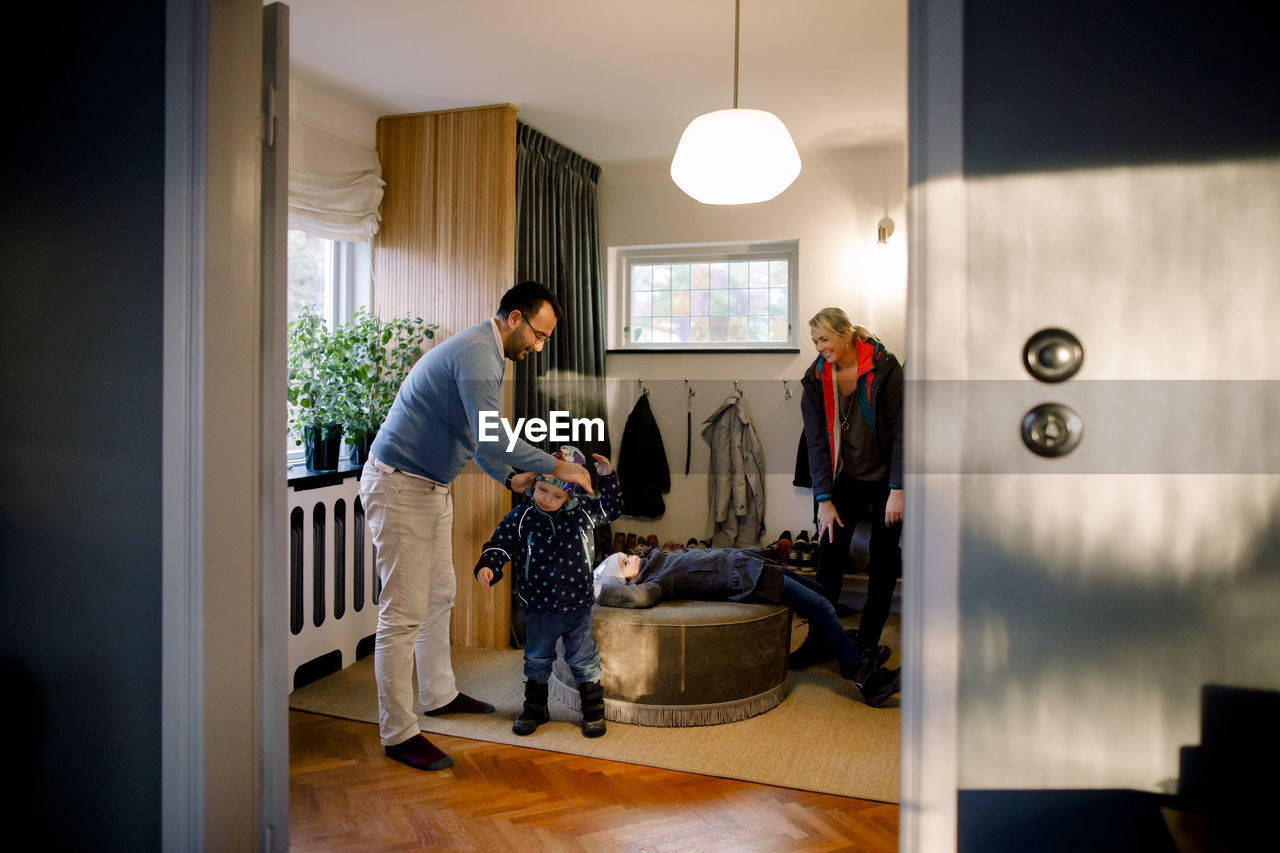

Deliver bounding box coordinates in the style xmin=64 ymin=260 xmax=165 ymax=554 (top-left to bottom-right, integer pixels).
xmin=732 ymin=0 xmax=740 ymax=108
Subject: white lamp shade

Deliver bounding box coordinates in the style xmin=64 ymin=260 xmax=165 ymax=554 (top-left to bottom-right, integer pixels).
xmin=670 ymin=108 xmax=802 ymax=205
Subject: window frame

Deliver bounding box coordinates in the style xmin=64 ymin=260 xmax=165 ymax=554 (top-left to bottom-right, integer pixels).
xmin=612 ymin=239 xmax=800 ymax=352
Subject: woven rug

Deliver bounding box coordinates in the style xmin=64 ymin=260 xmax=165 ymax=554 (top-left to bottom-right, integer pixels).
xmin=288 ymin=615 xmax=901 ymax=803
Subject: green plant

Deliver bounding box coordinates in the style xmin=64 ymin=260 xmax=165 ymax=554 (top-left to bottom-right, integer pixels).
xmin=286 ymin=305 xmax=352 ymax=444
xmin=339 ymin=308 xmax=437 ymax=446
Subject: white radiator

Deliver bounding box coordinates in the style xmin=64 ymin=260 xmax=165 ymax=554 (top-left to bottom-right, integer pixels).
xmin=287 ymin=477 xmax=378 ymax=688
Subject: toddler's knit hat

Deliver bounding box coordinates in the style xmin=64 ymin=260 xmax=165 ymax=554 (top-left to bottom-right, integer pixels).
xmin=536 ymin=445 xmax=588 ymax=496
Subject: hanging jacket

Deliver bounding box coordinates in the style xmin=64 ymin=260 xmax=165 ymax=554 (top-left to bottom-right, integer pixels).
xmin=799 ymin=337 xmax=904 ymax=503
xmin=617 ymin=393 xmax=670 ymax=517
xmin=701 ymin=394 xmax=766 ymax=547
xmin=474 ymin=473 xmax=621 ymax=614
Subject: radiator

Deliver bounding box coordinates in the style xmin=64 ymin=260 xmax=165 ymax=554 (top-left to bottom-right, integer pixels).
xmin=287 ymin=477 xmax=379 ymax=688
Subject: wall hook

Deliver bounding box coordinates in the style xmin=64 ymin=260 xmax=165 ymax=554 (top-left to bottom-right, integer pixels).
xmin=733 ymin=379 xmax=744 ymax=399
xmin=638 ymin=379 xmax=649 ymax=397
xmin=783 ymin=379 xmax=792 ymax=399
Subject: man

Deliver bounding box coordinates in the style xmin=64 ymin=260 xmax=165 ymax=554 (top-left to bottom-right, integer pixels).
xmin=593 ymin=548 xmax=901 ymax=708
xmin=359 ymin=281 xmax=593 ymax=771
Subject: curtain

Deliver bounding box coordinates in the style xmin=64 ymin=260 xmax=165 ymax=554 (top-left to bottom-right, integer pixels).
xmin=288 ymin=121 xmax=384 ymax=242
xmin=513 ymin=122 xmax=609 ymax=460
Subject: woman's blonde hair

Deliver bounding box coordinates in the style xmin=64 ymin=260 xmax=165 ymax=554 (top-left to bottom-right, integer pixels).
xmin=809 ymin=307 xmax=876 ymax=343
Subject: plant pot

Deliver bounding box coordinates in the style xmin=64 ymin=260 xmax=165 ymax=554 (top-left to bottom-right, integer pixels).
xmin=303 ymin=422 xmax=344 ymax=470
xmin=346 ymin=429 xmax=377 ymax=466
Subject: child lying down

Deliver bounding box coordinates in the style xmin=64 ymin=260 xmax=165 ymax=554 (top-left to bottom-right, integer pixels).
xmin=592 ymin=547 xmax=900 ymax=707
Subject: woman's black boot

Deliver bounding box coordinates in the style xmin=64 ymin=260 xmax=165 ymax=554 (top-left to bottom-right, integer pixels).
xmin=578 ymin=680 xmax=607 ymax=738
xmin=512 ymin=679 xmax=550 ymax=736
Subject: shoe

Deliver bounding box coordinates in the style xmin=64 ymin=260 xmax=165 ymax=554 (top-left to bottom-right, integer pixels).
xmin=646 ymin=534 xmax=659 ymax=549
xmin=612 ymin=532 xmax=625 ymax=553
xmin=624 ymin=532 xmax=637 ymax=552
xmin=857 ymin=666 xmax=901 ymax=708
xmin=423 ymin=691 xmax=494 ymax=716
xmin=385 ymin=734 xmax=454 ymax=771
xmin=512 ymin=680 xmax=550 ymax=736
xmin=579 ymin=680 xmax=606 ymax=738
xmin=788 ymin=639 xmax=835 ymax=670
xmin=686 ymin=538 xmax=700 ymax=549
xmin=775 ymin=530 xmax=793 ymax=566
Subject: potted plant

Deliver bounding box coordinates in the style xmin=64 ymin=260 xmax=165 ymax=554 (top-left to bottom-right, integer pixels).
xmin=339 ymin=308 xmax=437 ymax=466
xmin=287 ymin=306 xmax=351 ymax=470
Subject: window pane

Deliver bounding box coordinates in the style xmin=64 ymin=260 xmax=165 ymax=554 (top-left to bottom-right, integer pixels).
xmin=671 ymin=291 xmax=690 ymax=316
xmin=749 ymin=261 xmax=769 ymax=287
xmin=709 ymin=263 xmax=728 ymax=288
xmin=631 ymin=318 xmax=651 ymax=342
xmin=651 ymin=317 xmax=671 ymax=343
xmin=749 ymin=316 xmax=770 ymax=341
xmin=652 ymin=264 xmax=671 ymax=291
xmin=691 ymin=263 xmax=709 ymax=289
xmin=729 ymin=290 xmax=749 ymax=315
xmin=729 ymin=316 xmax=748 ymax=341
xmin=651 ymin=292 xmax=671 ymax=317
xmin=690 ymin=316 xmax=709 ymax=341
xmin=749 ymin=288 xmax=769 ymax=315
xmin=769 ymin=287 xmax=788 ymax=315
xmin=288 ymin=230 xmax=330 ymax=323
xmin=691 ymin=290 xmax=709 ymax=316
xmin=671 ymin=316 xmax=690 ymax=342
xmin=633 ymin=291 xmax=652 ymax=317
xmin=729 ymin=262 xmax=749 ymax=289
xmin=633 ymin=264 xmax=653 ymax=292
xmin=671 ymin=264 xmax=690 ymax=290
xmin=709 ymin=290 xmax=729 ymax=316
xmin=770 ymin=260 xmax=788 ymax=286
xmin=770 ymin=316 xmax=789 ymax=342
xmin=709 ymin=316 xmax=729 ymax=341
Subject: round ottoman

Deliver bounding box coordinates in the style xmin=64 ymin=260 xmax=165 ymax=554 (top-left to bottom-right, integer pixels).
xmin=550 ymin=599 xmax=791 ymax=727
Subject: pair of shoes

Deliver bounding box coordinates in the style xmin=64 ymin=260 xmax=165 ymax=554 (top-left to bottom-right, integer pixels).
xmin=385 ymin=734 xmax=454 ymax=771
xmin=857 ymin=666 xmax=901 ymax=708
xmin=685 ymin=537 xmax=701 ymax=549
xmin=789 ymin=531 xmax=817 ymax=569
xmin=788 ymin=638 xmax=835 ymax=670
xmin=579 ymin=680 xmax=606 ymax=738
xmin=512 ymin=680 xmax=551 ymax=736
xmin=423 ymin=691 xmax=494 ymax=716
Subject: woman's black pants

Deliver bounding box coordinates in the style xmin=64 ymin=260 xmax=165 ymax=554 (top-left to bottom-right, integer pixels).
xmin=814 ymin=473 xmax=902 ymax=652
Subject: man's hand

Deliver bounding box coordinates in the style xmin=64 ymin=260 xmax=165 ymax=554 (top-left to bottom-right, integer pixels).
xmin=885 ymin=489 xmax=904 ymax=526
xmin=477 ymin=567 xmax=494 ymax=587
xmin=816 ymin=499 xmax=844 ymax=544
xmin=553 ymin=458 xmax=593 ymax=493
xmin=591 ymin=453 xmax=612 ymax=476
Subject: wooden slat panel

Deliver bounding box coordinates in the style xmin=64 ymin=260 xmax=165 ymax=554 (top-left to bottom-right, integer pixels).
xmin=373 ymin=104 xmax=518 ymax=648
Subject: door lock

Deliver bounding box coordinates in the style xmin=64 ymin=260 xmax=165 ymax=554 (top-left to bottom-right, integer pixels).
xmin=1023 ymin=328 xmax=1084 ymax=383
xmin=1021 ymin=403 xmax=1083 ymax=457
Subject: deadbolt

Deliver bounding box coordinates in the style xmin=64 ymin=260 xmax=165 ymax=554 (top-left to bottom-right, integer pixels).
xmin=1023 ymin=328 xmax=1084 ymax=383
xmin=1021 ymin=403 xmax=1083 ymax=457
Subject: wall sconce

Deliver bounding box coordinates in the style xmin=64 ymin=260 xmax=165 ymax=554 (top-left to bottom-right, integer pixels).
xmin=877 ymin=215 xmax=895 ymax=246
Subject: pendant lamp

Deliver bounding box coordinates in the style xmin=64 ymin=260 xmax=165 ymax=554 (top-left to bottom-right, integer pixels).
xmin=670 ymin=0 xmax=801 ymax=205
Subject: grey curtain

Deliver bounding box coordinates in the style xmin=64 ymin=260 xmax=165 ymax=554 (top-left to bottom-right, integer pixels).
xmin=513 ymin=121 xmax=610 ymax=460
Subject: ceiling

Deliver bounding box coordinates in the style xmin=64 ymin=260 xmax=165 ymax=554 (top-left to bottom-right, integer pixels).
xmin=283 ymin=0 xmax=908 ymax=168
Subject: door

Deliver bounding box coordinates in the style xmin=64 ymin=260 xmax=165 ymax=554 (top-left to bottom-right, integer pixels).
xmin=904 ymin=1 xmax=1280 ymax=850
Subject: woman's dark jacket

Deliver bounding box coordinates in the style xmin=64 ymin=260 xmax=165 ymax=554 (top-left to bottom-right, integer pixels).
xmin=799 ymin=337 xmax=904 ymax=502
xmin=617 ymin=393 xmax=670 ymax=517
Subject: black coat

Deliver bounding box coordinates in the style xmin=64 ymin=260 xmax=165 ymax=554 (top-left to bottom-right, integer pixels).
xmin=617 ymin=394 xmax=669 ymax=517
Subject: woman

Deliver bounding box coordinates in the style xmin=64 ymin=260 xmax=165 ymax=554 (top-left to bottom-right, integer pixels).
xmin=794 ymin=308 xmax=904 ymax=668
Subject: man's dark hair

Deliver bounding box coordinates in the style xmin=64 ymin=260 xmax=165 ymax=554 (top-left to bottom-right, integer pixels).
xmin=497 ymin=280 xmax=561 ymax=324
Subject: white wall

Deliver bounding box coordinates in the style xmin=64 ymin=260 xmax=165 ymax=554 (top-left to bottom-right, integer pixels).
xmin=599 ymin=142 xmax=907 ymax=545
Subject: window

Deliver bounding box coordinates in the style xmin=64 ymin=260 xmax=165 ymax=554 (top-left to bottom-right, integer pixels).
xmin=615 ymin=240 xmax=798 ymax=351
xmin=286 ymin=230 xmax=370 ymax=461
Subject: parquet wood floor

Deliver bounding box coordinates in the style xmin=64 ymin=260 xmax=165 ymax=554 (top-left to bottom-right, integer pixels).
xmin=290 ymin=710 xmax=899 ymax=851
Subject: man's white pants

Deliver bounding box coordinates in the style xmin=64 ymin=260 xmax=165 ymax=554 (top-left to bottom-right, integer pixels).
xmin=359 ymin=462 xmax=458 ymax=746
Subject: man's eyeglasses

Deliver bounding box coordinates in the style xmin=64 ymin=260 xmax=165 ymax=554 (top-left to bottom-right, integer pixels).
xmin=522 ymin=316 xmax=551 ymax=343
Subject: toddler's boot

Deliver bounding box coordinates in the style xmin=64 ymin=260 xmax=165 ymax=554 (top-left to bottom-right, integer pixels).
xmin=579 ymin=680 xmax=606 ymax=738
xmin=512 ymin=679 xmax=550 ymax=736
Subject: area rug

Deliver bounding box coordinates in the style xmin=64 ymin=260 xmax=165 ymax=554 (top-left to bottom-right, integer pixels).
xmin=289 ymin=616 xmax=901 ymax=803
